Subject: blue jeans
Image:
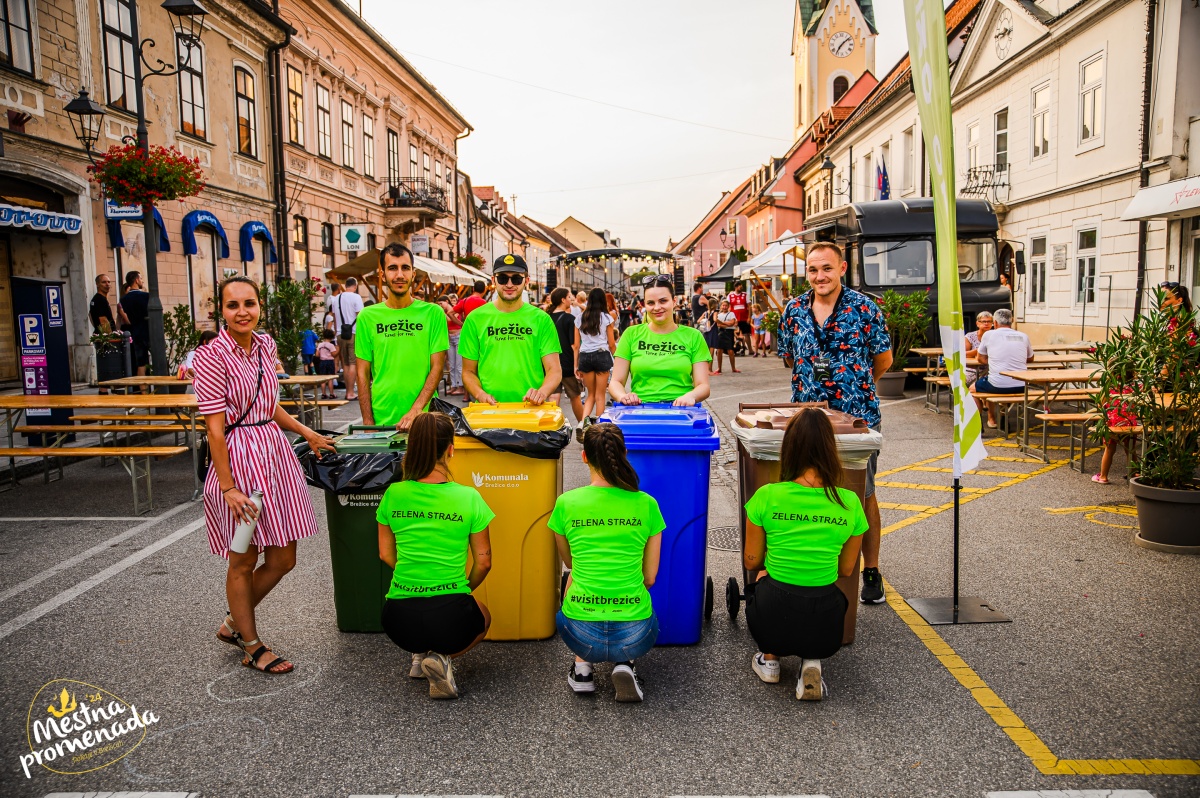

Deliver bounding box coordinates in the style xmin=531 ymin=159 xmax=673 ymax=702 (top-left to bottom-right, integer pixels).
xmin=556 ymin=611 xmax=659 ymax=663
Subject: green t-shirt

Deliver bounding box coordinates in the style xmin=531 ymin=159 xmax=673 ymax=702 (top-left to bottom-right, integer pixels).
xmin=354 ymin=300 xmax=449 ymax=426
xmin=745 ymin=482 xmax=868 ymax=587
xmin=458 ymin=302 xmax=561 ymax=403
xmin=376 ymin=480 xmax=495 ymax=599
xmin=548 ymin=485 xmax=665 ymax=622
xmin=614 ymin=324 xmax=711 ymax=403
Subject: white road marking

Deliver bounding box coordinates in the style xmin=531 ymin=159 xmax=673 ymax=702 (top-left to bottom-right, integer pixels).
xmin=880 ymin=394 xmax=926 ymax=406
xmin=985 ymin=792 xmax=1155 ymax=797
xmin=206 ymin=662 xmax=323 ymax=702
xmin=0 ymin=501 xmax=194 ymax=604
xmin=43 ymin=793 xmax=201 ymax=797
xmin=0 ymin=517 xmax=204 ymax=641
xmin=708 ymin=385 xmax=794 ymax=401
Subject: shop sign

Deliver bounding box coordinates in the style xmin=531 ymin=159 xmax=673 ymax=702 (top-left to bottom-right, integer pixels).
xmin=340 ymin=224 xmax=368 ymax=253
xmin=18 ymin=314 xmax=51 ymax=418
xmin=103 ymin=198 xmax=141 ymax=219
xmin=410 ymin=234 xmax=430 ymax=255
xmin=0 ymin=203 xmax=83 ymax=235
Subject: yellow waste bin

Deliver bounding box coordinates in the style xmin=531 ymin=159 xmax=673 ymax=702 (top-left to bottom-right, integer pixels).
xmin=455 ymin=403 xmax=564 ymax=641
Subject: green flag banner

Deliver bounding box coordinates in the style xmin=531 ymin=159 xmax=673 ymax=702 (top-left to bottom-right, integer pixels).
xmin=903 ymin=0 xmax=987 ymax=475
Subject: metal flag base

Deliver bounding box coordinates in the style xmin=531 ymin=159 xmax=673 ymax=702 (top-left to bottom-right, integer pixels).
xmin=907 ymin=596 xmax=1011 ymax=625
xmin=908 ymin=476 xmax=1011 ymax=626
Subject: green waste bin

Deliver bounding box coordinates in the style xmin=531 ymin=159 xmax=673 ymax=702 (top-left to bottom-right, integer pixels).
xmin=322 ymin=427 xmax=407 ymax=632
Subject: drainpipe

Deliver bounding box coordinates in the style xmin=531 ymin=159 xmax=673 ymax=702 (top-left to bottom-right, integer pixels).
xmin=268 ymin=0 xmax=292 ymax=282
xmin=1133 ymin=0 xmax=1158 ymax=319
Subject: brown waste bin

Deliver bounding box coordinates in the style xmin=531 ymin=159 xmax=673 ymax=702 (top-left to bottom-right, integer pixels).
xmin=728 ymin=402 xmax=879 ymax=645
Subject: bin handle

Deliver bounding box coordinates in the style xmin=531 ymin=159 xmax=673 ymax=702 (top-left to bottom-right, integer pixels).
xmin=348 ymin=424 xmax=401 ymax=432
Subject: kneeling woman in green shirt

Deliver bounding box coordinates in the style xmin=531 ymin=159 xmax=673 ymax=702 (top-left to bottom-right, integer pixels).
xmin=744 ymin=408 xmax=868 ymax=702
xmin=377 ymin=412 xmax=494 ymax=700
xmin=610 ymin=275 xmax=711 ymax=407
xmin=550 ymin=423 xmax=665 ymax=703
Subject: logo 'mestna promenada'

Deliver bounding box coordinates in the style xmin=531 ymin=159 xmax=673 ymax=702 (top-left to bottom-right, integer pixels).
xmin=21 ymin=679 xmax=160 ymax=778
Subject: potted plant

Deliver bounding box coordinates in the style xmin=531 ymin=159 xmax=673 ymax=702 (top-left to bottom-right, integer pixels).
xmin=163 ymin=304 xmax=203 ymax=379
xmin=1093 ymin=291 xmax=1199 ymax=552
xmin=874 ymin=288 xmax=928 ymax=398
xmin=260 ymin=277 xmax=323 ymax=374
xmin=91 ymin=324 xmax=130 ymax=384
xmin=87 ymin=143 xmax=206 ymax=206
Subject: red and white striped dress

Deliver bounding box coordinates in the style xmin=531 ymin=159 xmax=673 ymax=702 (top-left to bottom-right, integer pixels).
xmin=194 ymin=330 xmax=318 ymax=558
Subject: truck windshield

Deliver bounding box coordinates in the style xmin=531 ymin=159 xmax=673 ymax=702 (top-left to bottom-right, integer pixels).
xmin=959 ymin=238 xmax=999 ymax=282
xmin=860 ymin=240 xmax=934 ymax=286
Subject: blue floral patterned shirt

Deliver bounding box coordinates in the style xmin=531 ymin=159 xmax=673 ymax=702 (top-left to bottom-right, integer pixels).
xmin=776 ymin=287 xmax=892 ymax=427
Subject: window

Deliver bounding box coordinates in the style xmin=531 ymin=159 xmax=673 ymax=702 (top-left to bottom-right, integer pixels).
xmin=177 ymin=37 xmax=206 ymax=138
xmin=409 ymin=144 xmax=418 ymax=178
xmin=1029 ymin=236 xmax=1047 ymax=305
xmin=1 ymin=0 xmax=34 ymax=74
xmin=234 ymin=67 xmax=257 ymax=158
xmin=994 ymin=109 xmax=1009 ymax=174
xmin=286 ymin=65 xmax=304 ymax=146
xmin=902 ymin=127 xmax=915 ymax=190
xmin=293 ymin=216 xmax=308 ymax=276
xmin=966 ymin=123 xmax=980 ymax=170
xmin=1079 ymin=55 xmax=1104 ymax=143
xmin=796 ymin=85 xmax=803 ymax=127
xmin=340 ymin=101 xmax=354 ymax=167
xmin=861 ymin=240 xmax=935 ymax=286
xmin=320 ymin=222 xmax=333 ymax=255
xmin=1031 ymin=83 xmax=1050 ymax=159
xmin=446 ymin=166 xmax=453 ymax=193
xmin=435 ymin=159 xmax=442 ymax=188
xmin=1075 ymin=228 xmax=1097 ymax=306
xmin=387 ymin=129 xmax=400 ymax=183
xmin=832 ymin=75 xmax=849 ymax=104
xmin=362 ymin=114 xmax=375 ymax=178
xmin=958 ymin=239 xmax=999 ymax=283
xmin=423 ymin=152 xmax=431 ymax=184
xmin=316 ymin=85 xmax=331 ymax=159
xmin=101 ymin=0 xmax=136 ymax=108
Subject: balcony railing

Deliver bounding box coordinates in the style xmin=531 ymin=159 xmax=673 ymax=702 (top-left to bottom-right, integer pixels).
xmin=382 ymin=178 xmax=449 ymax=214
xmin=960 ymin=164 xmax=1008 ymax=198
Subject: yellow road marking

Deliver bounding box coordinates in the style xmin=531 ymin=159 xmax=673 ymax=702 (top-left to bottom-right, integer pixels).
xmin=1046 ymin=504 xmax=1139 ymax=530
xmin=885 ymin=579 xmax=1200 ymax=776
xmin=878 ymin=502 xmax=941 ymax=513
xmin=907 ymin=466 xmax=1033 ymax=478
xmin=876 ymin=481 xmax=985 ymax=493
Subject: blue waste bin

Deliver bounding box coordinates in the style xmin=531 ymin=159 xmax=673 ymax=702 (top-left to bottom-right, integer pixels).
xmin=598 ymin=404 xmax=721 ymax=645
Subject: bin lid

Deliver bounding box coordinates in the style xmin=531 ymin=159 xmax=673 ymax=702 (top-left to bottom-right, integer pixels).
xmin=734 ymin=402 xmax=869 ymax=434
xmin=599 ymin=404 xmax=721 ymax=451
xmin=334 ymin=430 xmax=408 ymax=453
xmin=462 ymin=402 xmax=565 ymax=432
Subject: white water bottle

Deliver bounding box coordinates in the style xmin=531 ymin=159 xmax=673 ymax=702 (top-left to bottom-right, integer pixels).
xmin=230 ymin=490 xmax=264 ymax=554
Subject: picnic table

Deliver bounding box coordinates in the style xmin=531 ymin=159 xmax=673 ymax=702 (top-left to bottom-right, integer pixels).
xmin=100 ymin=374 xmax=336 ymax=427
xmin=997 ymin=367 xmax=1104 ymax=462
xmin=0 ymin=393 xmax=201 ymax=513
xmin=913 ymin=346 xmax=1090 ymax=413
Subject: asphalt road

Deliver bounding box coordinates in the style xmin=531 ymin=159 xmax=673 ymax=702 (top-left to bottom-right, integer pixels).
xmin=0 ymin=350 xmax=1196 ymax=798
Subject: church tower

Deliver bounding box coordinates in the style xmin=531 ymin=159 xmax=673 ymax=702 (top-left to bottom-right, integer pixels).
xmin=793 ymin=0 xmax=877 ymax=139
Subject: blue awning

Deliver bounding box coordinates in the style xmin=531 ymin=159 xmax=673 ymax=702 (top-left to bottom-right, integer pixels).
xmin=105 ymin=208 xmax=170 ymax=252
xmin=239 ymin=220 xmax=278 ymax=263
xmin=181 ymin=209 xmax=230 ymax=259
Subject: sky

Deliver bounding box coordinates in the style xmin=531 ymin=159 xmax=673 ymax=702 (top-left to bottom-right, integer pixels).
xmin=360 ymin=0 xmax=921 ymax=250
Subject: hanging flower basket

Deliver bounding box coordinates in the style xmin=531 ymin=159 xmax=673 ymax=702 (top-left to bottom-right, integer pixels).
xmin=87 ymin=143 xmax=206 ymax=206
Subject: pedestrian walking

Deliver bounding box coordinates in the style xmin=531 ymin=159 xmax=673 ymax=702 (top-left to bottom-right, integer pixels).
xmin=300 ymin=327 xmax=318 ymax=375
xmin=610 ymin=275 xmax=711 ymax=407
xmin=712 ymin=299 xmax=740 ymax=374
xmin=548 ymin=287 xmax=585 ymax=424
xmin=751 ymin=304 xmax=766 ymax=357
xmin=777 ymin=242 xmax=892 ymax=604
xmin=354 ymin=243 xmax=449 ymax=431
xmin=197 ymin=275 xmax=335 ymax=675
xmin=689 ymin=282 xmax=708 ymax=328
xmin=377 ymin=412 xmax=494 ymax=699
xmin=315 ymin=329 xmax=339 ymax=399
xmin=460 ymin=254 xmax=562 ymax=405
xmin=728 ymin=282 xmax=755 ymax=356
xmin=552 ymin=423 xmax=663 ymax=703
xmin=575 ymin=287 xmax=617 ymax=439
xmin=438 ymin=293 xmax=464 ymax=396
xmin=329 ymin=278 xmax=364 ymax=400
xmin=744 ymin=408 xmax=867 ymax=701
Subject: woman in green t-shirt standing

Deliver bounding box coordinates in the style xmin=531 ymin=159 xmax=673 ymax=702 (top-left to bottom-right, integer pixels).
xmin=376 ymin=412 xmax=495 ymax=700
xmin=743 ymin=408 xmax=868 ymax=702
xmin=550 ymin=424 xmax=665 ymax=703
xmin=609 ymin=275 xmax=711 ymax=407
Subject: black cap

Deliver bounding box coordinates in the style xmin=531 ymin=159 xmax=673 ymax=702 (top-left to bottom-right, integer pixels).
xmin=493 ymin=253 xmax=528 ymax=274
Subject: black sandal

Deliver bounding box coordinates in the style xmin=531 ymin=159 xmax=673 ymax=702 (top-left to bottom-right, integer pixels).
xmin=239 ymin=637 xmax=294 ymax=675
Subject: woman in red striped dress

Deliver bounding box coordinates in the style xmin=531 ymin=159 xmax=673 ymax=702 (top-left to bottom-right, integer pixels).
xmin=195 ymin=276 xmax=334 ymax=675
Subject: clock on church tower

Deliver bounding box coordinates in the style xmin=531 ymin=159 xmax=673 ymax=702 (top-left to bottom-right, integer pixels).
xmin=792 ymin=0 xmax=877 ymax=139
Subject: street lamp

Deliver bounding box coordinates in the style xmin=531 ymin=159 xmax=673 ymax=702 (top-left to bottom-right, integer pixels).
xmin=446 ymin=232 xmax=456 ymax=258
xmin=65 ymin=0 xmax=209 ymax=381
xmin=820 ymin=153 xmax=850 ymax=197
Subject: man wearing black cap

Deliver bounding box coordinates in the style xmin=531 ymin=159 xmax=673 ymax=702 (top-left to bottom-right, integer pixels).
xmin=460 ymin=253 xmax=562 ymax=405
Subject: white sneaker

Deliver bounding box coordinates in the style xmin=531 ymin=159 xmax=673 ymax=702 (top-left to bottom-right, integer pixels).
xmin=409 ymin=652 xmax=426 ymax=679
xmin=421 ymin=652 xmax=459 ymax=699
xmin=751 ymin=652 xmax=780 ymax=684
xmin=611 ymin=662 xmax=644 ymax=703
xmin=797 ymin=659 xmax=824 ymax=701
xmin=567 ymin=662 xmax=595 ymax=694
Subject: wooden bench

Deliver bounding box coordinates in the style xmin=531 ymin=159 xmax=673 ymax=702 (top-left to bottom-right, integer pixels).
xmin=924 ymin=376 xmax=952 ymax=413
xmin=279 ymin=398 xmax=349 ymax=428
xmin=0 ymin=445 xmax=189 ymax=515
xmin=1035 ymin=412 xmax=1101 ymax=472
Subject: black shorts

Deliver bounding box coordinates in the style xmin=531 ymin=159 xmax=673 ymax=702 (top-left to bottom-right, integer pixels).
xmin=130 ymin=339 xmax=149 ymax=367
xmin=746 ymin=576 xmax=847 ymax=659
xmin=737 ymin=320 xmax=752 ymax=335
xmin=381 ymin=593 xmax=485 ymax=655
xmin=716 ymin=328 xmax=736 ymax=351
xmin=315 ymin=359 xmax=336 ymax=375
xmin=577 ymin=349 xmax=614 ymax=374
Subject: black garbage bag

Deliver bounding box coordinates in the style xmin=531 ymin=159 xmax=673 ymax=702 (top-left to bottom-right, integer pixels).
xmin=293 ymin=431 xmax=404 ymax=493
xmin=430 ymin=397 xmax=570 ymax=460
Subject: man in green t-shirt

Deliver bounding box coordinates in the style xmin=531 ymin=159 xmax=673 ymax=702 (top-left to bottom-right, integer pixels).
xmin=354 ymin=242 xmax=449 ymax=429
xmin=460 ymin=254 xmax=562 ymax=404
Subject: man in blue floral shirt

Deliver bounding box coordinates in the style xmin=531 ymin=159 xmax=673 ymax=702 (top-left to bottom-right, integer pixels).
xmin=778 ymin=242 xmax=893 ymax=604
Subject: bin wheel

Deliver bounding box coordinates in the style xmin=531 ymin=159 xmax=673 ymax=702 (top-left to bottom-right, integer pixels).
xmin=726 ymin=577 xmax=741 ymax=621
xmin=704 ymin=576 xmax=714 ymax=621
